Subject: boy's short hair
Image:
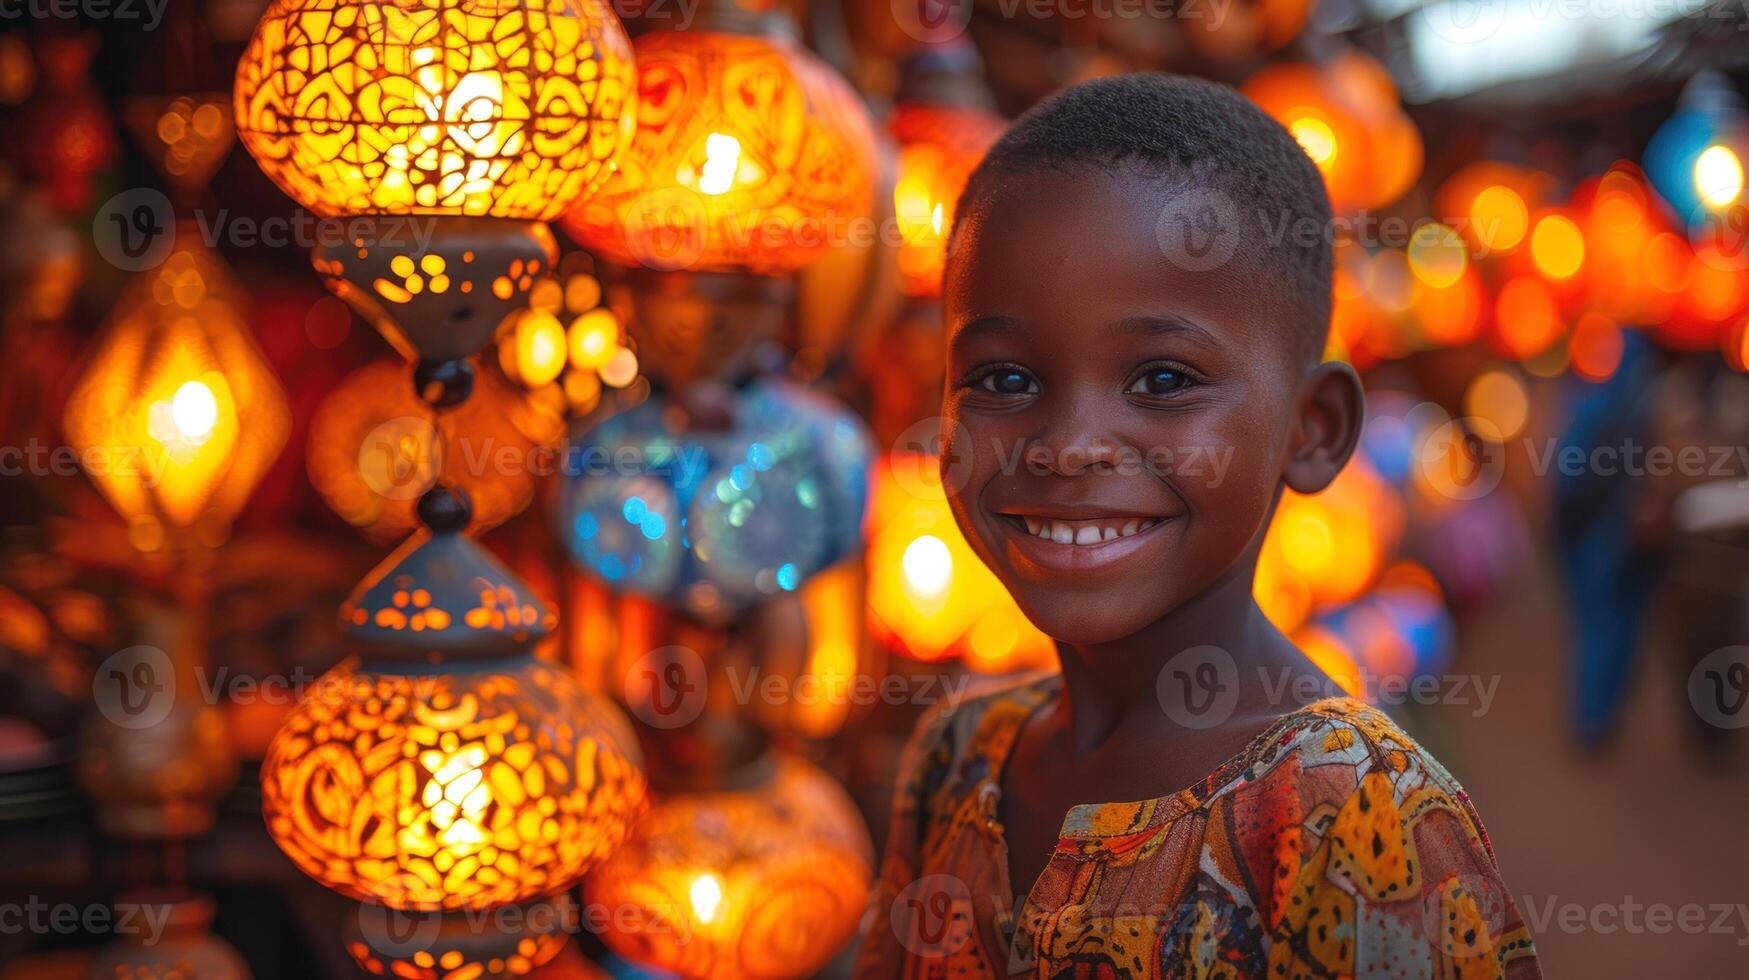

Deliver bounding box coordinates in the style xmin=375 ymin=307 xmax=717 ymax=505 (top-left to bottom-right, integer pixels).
xmin=953 ymin=73 xmax=1334 ymax=363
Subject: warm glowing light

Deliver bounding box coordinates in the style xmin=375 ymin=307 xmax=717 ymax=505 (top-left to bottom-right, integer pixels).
xmin=233 ymin=0 xmax=635 ymax=219
xmin=696 ymin=132 xmax=742 ymax=196
xmin=584 ymin=756 xmax=871 ymax=980
xmin=689 ymin=874 xmax=724 ymax=925
xmin=1470 ymin=185 xmax=1529 ymax=252
xmin=511 ymin=311 xmax=568 ymax=387
xmin=1694 ymin=144 xmax=1744 ymax=209
xmin=1289 ymin=114 xmax=1337 ymax=167
xmin=569 ymin=308 xmax=620 ymax=369
xmin=1406 ymin=222 xmax=1466 ymax=289
xmin=1244 ymin=53 xmax=1423 ymax=212
xmin=1529 ymin=214 xmax=1584 ymax=280
xmin=1463 ymin=369 xmax=1530 ymax=442
xmin=1254 ymin=455 xmax=1400 ymax=630
xmin=901 ymin=535 xmax=953 ymax=600
xmin=561 ymin=29 xmax=876 ymax=274
xmin=1495 ymin=276 xmax=1565 ymax=360
xmin=63 ymin=235 xmax=289 ymax=548
xmin=261 ymin=656 xmax=645 ymax=912
xmin=889 ymin=103 xmax=1005 ymax=297
xmin=1571 ymin=313 xmax=1624 ymax=382
xmin=866 ymin=453 xmax=1054 ymax=673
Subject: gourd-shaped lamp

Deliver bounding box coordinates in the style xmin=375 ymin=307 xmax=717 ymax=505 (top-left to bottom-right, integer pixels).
xmin=261 ymin=488 xmax=647 ymax=977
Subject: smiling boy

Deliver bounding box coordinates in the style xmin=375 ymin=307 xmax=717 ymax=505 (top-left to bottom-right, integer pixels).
xmin=854 ymin=75 xmax=1540 ymax=978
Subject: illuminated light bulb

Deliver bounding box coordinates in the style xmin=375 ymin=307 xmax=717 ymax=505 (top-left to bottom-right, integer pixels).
xmin=900 ymin=534 xmax=953 ymax=600
xmin=697 ymin=132 xmax=742 ymax=196
xmin=1289 ymin=114 xmax=1338 ymax=168
xmin=569 ymin=309 xmax=621 ymax=370
xmin=1695 ymin=144 xmax=1745 ymax=209
xmin=690 ymin=874 xmax=724 ymax=925
xmin=1529 ymin=214 xmax=1585 ymax=280
xmin=510 ymin=311 xmax=568 ymax=387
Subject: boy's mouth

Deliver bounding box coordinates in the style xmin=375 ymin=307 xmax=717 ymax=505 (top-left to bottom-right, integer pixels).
xmin=999 ymin=514 xmax=1167 ymax=545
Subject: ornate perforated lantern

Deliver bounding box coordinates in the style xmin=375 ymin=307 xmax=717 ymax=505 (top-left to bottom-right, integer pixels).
xmin=260 ymin=488 xmax=647 ymax=977
xmin=63 ymin=231 xmax=290 ymax=551
xmin=234 ymin=0 xmax=634 ymax=221
xmin=583 ymin=754 xmax=872 ymax=979
xmin=559 ymin=17 xmax=875 ymax=276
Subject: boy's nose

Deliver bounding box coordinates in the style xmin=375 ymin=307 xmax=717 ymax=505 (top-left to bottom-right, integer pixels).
xmin=1023 ymin=436 xmax=1128 ymax=476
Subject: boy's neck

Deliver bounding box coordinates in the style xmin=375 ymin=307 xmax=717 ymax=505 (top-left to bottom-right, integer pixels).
xmin=1049 ymin=559 xmax=1315 ymax=753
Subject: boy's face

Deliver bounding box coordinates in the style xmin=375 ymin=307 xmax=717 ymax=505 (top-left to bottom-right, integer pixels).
xmin=941 ymin=166 xmax=1319 ymax=645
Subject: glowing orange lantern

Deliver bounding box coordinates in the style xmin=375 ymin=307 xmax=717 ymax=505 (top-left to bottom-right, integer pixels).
xmin=261 ymin=488 xmax=647 ymax=978
xmin=560 ymin=24 xmax=877 ymax=275
xmin=1254 ymin=454 xmax=1401 ymax=633
xmin=865 ymin=452 xmax=1054 ymax=673
xmin=63 ymin=232 xmax=289 ymax=551
xmin=889 ymin=101 xmax=1003 ymax=296
xmin=1243 ymin=51 xmax=1422 ymax=213
xmin=584 ymin=755 xmax=872 ymax=979
xmin=234 ymin=0 xmax=634 ymax=221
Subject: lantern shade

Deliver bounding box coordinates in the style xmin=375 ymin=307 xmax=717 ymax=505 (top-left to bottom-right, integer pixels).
xmin=560 ymin=29 xmax=876 ymax=275
xmin=233 ymin=0 xmax=635 ymax=220
xmin=583 ymin=755 xmax=872 ymax=979
xmin=889 ymin=102 xmax=1003 ymax=297
xmin=63 ymin=233 xmax=289 ymax=548
xmin=261 ymin=653 xmax=645 ymax=911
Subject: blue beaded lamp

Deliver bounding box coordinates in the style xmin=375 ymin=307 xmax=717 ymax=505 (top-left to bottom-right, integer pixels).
xmin=563 ymin=379 xmax=871 ymax=620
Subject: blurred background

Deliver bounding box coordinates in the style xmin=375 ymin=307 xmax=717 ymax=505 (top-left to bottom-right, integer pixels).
xmin=0 ymin=0 xmax=1747 ymax=976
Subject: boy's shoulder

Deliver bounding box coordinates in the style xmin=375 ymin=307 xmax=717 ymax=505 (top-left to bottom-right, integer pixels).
xmin=1220 ymin=696 xmax=1479 ymax=824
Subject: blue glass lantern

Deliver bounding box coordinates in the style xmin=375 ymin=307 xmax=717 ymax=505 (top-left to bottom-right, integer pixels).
xmin=563 ymin=378 xmax=872 ymax=619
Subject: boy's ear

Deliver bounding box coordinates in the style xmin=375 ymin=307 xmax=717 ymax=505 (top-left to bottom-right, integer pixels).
xmin=1283 ymin=360 xmax=1366 ymax=495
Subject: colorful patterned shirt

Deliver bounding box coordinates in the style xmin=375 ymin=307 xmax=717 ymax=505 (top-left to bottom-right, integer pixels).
xmin=854 ymin=673 xmax=1540 ymax=979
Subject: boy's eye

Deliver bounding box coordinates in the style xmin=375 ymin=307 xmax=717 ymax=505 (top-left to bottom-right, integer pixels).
xmin=1128 ymin=368 xmax=1193 ymax=396
xmin=980 ymin=369 xmax=1038 ymax=395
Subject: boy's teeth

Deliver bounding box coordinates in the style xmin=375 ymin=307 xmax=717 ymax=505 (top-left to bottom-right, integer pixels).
xmin=1022 ymin=517 xmax=1164 ymax=545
